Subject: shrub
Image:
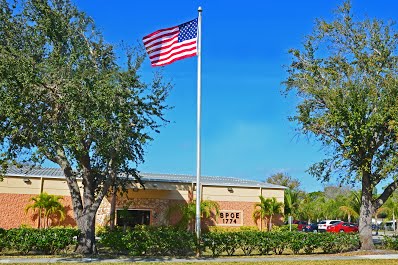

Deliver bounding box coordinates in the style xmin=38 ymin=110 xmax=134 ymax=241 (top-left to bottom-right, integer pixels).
xmin=202 ymin=231 xmax=225 ymax=257
xmin=4 ymin=227 xmax=79 ymax=254
xmin=272 ymin=224 xmax=297 ymax=232
xmin=236 ymin=231 xmax=257 ymax=255
xmin=220 ymin=232 xmax=239 ymax=256
xmin=383 ymin=235 xmax=398 ymax=250
xmin=97 ymin=227 xmax=128 ymax=254
xmin=269 ymin=231 xmax=290 ymax=255
xmin=257 ymin=232 xmax=272 ymax=255
xmin=208 ymin=226 xmax=258 ymax=232
xmin=302 ymin=232 xmax=321 ymax=254
xmin=0 ymin=228 xmax=6 ymax=252
xmin=318 ymin=233 xmax=359 ymax=253
xmin=99 ymin=225 xmax=196 ymax=256
xmin=202 ymin=230 xmax=359 ymax=256
xmin=288 ymin=232 xmax=305 ymax=254
xmin=34 ymin=227 xmax=80 ymax=254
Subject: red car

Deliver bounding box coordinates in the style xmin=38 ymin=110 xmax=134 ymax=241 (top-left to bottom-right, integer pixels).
xmin=293 ymin=220 xmax=308 ymax=231
xmin=326 ymin=221 xmax=358 ymax=233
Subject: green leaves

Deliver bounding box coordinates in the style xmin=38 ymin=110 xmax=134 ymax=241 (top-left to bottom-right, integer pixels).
xmin=0 ymin=0 xmax=171 ymax=253
xmin=253 ymin=196 xmax=284 ymax=231
xmin=285 ymin=0 xmax=398 ymax=206
xmin=25 ymin=192 xmax=66 ymax=228
xmin=167 ymin=200 xmax=220 ymax=231
xmin=285 ymin=1 xmax=398 ymax=249
xmin=99 ymin=226 xmax=197 ymax=256
xmin=2 ymin=227 xmax=79 ymax=254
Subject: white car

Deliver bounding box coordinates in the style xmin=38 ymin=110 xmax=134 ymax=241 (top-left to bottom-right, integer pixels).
xmin=318 ymin=220 xmax=341 ymax=232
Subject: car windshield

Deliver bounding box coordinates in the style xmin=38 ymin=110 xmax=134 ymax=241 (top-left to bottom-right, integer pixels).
xmin=318 ymin=221 xmax=326 ymax=224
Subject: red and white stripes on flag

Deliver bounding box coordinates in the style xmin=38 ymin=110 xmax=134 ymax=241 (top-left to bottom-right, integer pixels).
xmin=143 ymin=19 xmax=198 ymax=67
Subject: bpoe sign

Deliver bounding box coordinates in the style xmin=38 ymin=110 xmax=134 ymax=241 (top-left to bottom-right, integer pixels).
xmin=217 ymin=210 xmax=243 ymax=226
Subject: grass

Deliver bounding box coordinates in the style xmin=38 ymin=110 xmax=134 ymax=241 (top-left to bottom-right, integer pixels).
xmin=3 ymin=261 xmax=398 ymax=265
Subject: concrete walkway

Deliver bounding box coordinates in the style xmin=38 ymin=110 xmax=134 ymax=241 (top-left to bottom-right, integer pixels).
xmin=1 ymin=254 xmax=398 ymax=263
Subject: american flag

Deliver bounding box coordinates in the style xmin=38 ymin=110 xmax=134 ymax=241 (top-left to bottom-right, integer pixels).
xmin=143 ymin=18 xmax=198 ymax=67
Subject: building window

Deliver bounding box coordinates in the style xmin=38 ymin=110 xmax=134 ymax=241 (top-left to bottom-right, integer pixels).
xmin=116 ymin=209 xmax=150 ymax=228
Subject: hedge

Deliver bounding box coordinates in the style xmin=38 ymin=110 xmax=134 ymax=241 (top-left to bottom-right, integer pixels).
xmin=203 ymin=231 xmax=360 ymax=256
xmin=0 ymin=226 xmax=362 ymax=256
xmin=383 ymin=235 xmax=398 ymax=250
xmin=99 ymin=226 xmax=360 ymax=257
xmin=98 ymin=225 xmax=197 ymax=256
xmin=0 ymin=227 xmax=79 ymax=254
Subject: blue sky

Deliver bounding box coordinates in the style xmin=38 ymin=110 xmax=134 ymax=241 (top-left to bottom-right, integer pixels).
xmin=72 ymin=0 xmax=398 ymax=192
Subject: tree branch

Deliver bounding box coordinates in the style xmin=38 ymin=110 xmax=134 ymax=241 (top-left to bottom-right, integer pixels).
xmin=373 ymin=179 xmax=398 ymax=210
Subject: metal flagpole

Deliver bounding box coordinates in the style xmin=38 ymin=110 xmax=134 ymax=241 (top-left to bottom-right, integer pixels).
xmin=195 ymin=6 xmax=202 ymax=243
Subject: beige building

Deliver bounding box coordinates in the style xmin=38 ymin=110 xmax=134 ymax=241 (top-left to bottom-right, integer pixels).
xmin=0 ymin=167 xmax=285 ymax=230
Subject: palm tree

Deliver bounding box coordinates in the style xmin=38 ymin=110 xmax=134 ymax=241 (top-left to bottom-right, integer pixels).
xmin=267 ymin=197 xmax=284 ymax=231
xmin=338 ymin=190 xmax=361 ymax=222
xmin=25 ymin=192 xmax=66 ymax=228
xmin=299 ymin=192 xmax=325 ymax=223
xmin=284 ymin=189 xmax=300 ymax=217
xmin=378 ymin=195 xmax=398 ymax=233
xmin=168 ymin=200 xmax=220 ymax=231
xmin=253 ymin=196 xmax=284 ymax=231
xmin=253 ymin=196 xmax=270 ymax=231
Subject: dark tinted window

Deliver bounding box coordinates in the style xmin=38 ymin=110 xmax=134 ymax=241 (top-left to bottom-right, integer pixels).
xmin=117 ymin=209 xmax=150 ymax=228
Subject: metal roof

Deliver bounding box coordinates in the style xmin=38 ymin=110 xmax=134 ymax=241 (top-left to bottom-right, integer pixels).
xmin=5 ymin=166 xmax=286 ymax=189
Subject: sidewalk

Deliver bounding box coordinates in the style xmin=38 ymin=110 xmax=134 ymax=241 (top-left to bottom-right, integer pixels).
xmin=1 ymin=254 xmax=398 ymax=263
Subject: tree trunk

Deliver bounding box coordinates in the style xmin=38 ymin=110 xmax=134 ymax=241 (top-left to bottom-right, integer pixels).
xmin=269 ymin=214 xmax=273 ymax=231
xmin=359 ymin=174 xmax=374 ymax=250
xmin=75 ymin=212 xmax=97 ymax=254
xmin=109 ymin=186 xmax=117 ymax=230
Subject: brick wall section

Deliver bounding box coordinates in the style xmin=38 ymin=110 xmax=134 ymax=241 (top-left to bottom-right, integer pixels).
xmin=96 ymin=197 xmax=283 ymax=230
xmin=216 ymin=201 xmax=257 ymax=227
xmin=209 ymin=201 xmax=283 ymax=230
xmin=0 ymin=193 xmax=76 ymax=229
xmin=1 ymin=193 xmax=282 ymax=230
xmin=97 ymin=196 xmax=187 ymax=226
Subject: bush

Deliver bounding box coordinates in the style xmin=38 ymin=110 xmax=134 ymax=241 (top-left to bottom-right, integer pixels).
xmin=272 ymin=224 xmax=297 ymax=232
xmin=98 ymin=225 xmax=196 ymax=256
xmin=208 ymin=226 xmax=258 ymax=232
xmin=4 ymin=227 xmax=79 ymax=254
xmin=302 ymin=232 xmax=321 ymax=254
xmin=0 ymin=228 xmax=6 ymax=252
xmin=318 ymin=233 xmax=359 ymax=253
xmin=269 ymin=231 xmax=290 ymax=255
xmin=202 ymin=231 xmax=225 ymax=257
xmin=288 ymin=232 xmax=305 ymax=254
xmin=237 ymin=231 xmax=257 ymax=255
xmin=202 ymin=230 xmax=359 ymax=256
xmin=97 ymin=227 xmax=128 ymax=254
xmin=257 ymin=232 xmax=272 ymax=255
xmin=383 ymin=235 xmax=398 ymax=250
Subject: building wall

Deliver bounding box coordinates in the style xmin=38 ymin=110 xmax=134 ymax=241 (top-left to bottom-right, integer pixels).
xmin=0 ymin=176 xmax=76 ymax=229
xmin=0 ymin=193 xmax=76 ymax=229
xmin=1 ymin=175 xmax=285 ymax=230
xmin=96 ymin=184 xmax=285 ymax=229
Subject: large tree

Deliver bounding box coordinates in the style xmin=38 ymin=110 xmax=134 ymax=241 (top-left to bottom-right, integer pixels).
xmin=266 ymin=172 xmax=301 ymax=191
xmin=266 ymin=173 xmax=303 ymax=218
xmin=0 ymin=0 xmax=170 ymax=254
xmin=285 ymin=1 xmax=398 ymax=249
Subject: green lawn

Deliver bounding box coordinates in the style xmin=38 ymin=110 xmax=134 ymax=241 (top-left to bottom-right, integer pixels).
xmin=5 ymin=261 xmax=398 ymax=265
